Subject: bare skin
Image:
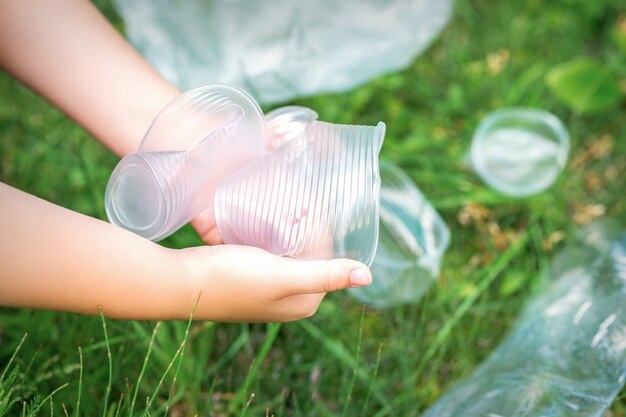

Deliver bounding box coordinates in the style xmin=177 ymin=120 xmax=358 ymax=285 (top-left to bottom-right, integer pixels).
xmin=0 ymin=0 xmax=372 ymax=321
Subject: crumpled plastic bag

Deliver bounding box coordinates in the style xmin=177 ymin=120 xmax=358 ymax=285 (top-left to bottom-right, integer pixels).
xmin=422 ymin=220 xmax=626 ymax=417
xmin=114 ymin=0 xmax=452 ymax=104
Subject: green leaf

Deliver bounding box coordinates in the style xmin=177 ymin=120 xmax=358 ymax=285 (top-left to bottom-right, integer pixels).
xmin=545 ymin=59 xmax=623 ymax=113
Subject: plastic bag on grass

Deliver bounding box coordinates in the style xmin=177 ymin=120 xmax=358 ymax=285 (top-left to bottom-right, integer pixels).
xmin=422 ymin=220 xmax=626 ymax=417
xmin=114 ymin=0 xmax=453 ymax=104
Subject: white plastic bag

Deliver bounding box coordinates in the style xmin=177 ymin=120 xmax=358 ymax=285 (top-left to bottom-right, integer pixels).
xmin=114 ymin=0 xmax=452 ymax=104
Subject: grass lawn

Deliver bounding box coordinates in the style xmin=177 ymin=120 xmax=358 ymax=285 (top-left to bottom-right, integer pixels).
xmin=1 ymin=0 xmax=626 ymax=415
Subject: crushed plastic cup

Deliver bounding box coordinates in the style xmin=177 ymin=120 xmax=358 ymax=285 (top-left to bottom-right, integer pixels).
xmin=349 ymin=160 xmax=450 ymax=306
xmin=105 ymin=84 xmax=266 ymax=241
xmin=214 ymin=120 xmax=386 ymax=265
xmin=471 ymin=108 xmax=570 ymax=197
xmin=422 ymin=220 xmax=626 ymax=417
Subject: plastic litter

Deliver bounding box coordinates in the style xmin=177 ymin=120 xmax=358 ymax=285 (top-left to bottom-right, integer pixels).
xmin=215 ymin=118 xmax=385 ymax=265
xmin=113 ymin=0 xmax=453 ymax=104
xmin=105 ymin=85 xmax=386 ymax=265
xmin=422 ymin=220 xmax=626 ymax=417
xmin=349 ymin=160 xmax=450 ymax=306
xmin=105 ymin=84 xmax=266 ymax=241
xmin=470 ymin=108 xmax=570 ymax=197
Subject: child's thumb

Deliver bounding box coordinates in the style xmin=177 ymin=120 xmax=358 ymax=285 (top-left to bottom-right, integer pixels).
xmin=282 ymin=258 xmax=373 ymax=294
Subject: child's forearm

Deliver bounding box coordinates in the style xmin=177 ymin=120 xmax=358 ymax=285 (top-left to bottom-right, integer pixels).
xmin=0 ymin=0 xmax=180 ymax=156
xmin=0 ymin=182 xmax=198 ymax=319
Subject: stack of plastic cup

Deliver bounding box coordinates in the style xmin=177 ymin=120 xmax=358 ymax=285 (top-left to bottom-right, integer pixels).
xmin=350 ymin=160 xmax=451 ymax=306
xmin=105 ymin=85 xmax=266 ymax=241
xmin=105 ymin=85 xmax=387 ymax=265
xmin=471 ymin=108 xmax=570 ymax=197
xmin=215 ymin=118 xmax=386 ymax=265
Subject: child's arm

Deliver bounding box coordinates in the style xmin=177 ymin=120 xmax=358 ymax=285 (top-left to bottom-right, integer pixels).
xmin=0 ymin=182 xmax=371 ymax=321
xmin=0 ymin=0 xmax=227 ymax=244
xmin=0 ymin=0 xmax=179 ymax=157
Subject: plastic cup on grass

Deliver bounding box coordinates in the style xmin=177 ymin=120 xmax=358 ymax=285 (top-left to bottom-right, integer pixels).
xmin=470 ymin=108 xmax=570 ymax=197
xmin=349 ymin=160 xmax=450 ymax=306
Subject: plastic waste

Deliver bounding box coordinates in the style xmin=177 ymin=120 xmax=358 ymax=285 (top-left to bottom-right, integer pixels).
xmin=105 ymin=84 xmax=266 ymax=241
xmin=105 ymin=85 xmax=386 ymax=265
xmin=349 ymin=160 xmax=450 ymax=306
xmin=113 ymin=0 xmax=453 ymax=104
xmin=422 ymin=220 xmax=626 ymax=417
xmin=470 ymin=108 xmax=570 ymax=197
xmin=215 ymin=119 xmax=385 ymax=265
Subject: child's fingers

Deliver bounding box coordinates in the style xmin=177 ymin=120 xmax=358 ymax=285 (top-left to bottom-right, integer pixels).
xmin=186 ymin=245 xmax=372 ymax=297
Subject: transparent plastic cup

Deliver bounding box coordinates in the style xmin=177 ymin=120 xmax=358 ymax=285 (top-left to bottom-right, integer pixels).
xmin=471 ymin=108 xmax=570 ymax=197
xmin=214 ymin=120 xmax=386 ymax=266
xmin=349 ymin=160 xmax=450 ymax=306
xmin=105 ymin=84 xmax=266 ymax=241
xmin=423 ymin=220 xmax=626 ymax=417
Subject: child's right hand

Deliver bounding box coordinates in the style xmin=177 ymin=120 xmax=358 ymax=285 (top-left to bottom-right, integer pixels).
xmin=177 ymin=244 xmax=372 ymax=322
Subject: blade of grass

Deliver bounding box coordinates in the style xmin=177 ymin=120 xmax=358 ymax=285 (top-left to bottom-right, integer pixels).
xmin=240 ymin=391 xmax=255 ymax=417
xmin=113 ymin=393 xmax=124 ymax=417
xmin=0 ymin=333 xmax=27 ymax=382
xmin=74 ymin=347 xmax=83 ymax=417
xmin=26 ymin=383 xmax=69 ymax=417
xmin=21 ymin=343 xmax=41 ymax=379
xmin=164 ymin=319 xmax=193 ymax=416
xmin=142 ymin=299 xmax=197 ymax=416
xmin=129 ymin=322 xmax=161 ymax=417
xmin=99 ymin=309 xmax=113 ymax=417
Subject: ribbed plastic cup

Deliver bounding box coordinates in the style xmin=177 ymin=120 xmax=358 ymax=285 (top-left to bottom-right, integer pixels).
xmin=471 ymin=108 xmax=570 ymax=197
xmin=350 ymin=160 xmax=450 ymax=307
xmin=214 ymin=120 xmax=386 ymax=265
xmin=105 ymin=84 xmax=266 ymax=241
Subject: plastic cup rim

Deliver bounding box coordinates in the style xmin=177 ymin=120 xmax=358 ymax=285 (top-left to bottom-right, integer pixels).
xmin=138 ymin=83 xmax=267 ymax=153
xmin=105 ymin=159 xmax=166 ymax=238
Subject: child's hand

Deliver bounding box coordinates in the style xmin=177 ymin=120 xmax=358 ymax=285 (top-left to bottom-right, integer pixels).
xmin=180 ymin=244 xmax=372 ymax=322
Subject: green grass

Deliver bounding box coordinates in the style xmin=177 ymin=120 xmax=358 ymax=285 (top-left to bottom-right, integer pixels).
xmin=1 ymin=0 xmax=626 ymax=415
